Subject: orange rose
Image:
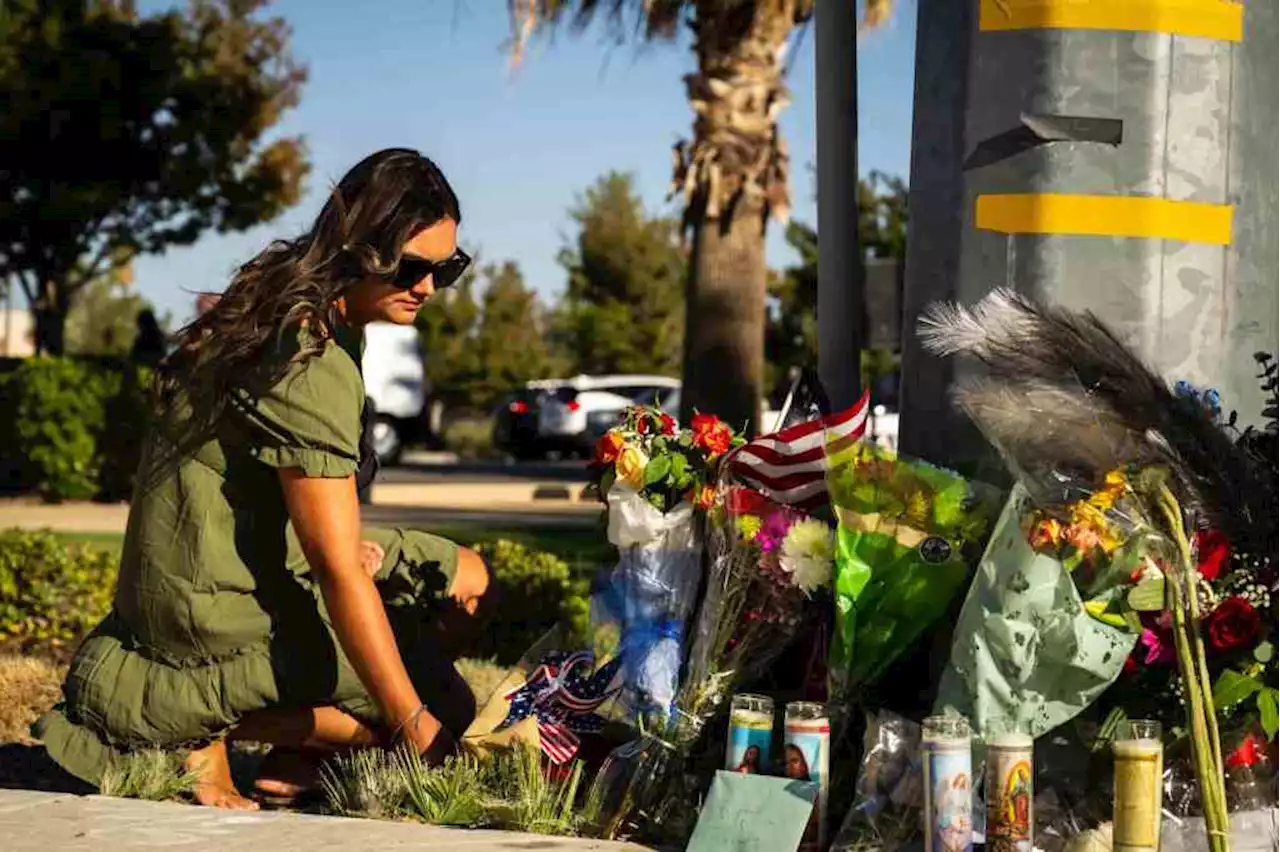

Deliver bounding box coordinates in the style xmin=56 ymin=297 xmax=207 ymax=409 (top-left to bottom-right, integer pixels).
xmin=692 ymin=485 xmax=717 ymax=510
xmin=595 ymin=431 xmax=625 ymax=464
xmin=691 ymin=413 xmax=733 ymax=457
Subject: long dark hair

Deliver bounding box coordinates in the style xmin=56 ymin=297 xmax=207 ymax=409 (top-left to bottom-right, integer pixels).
xmin=151 ymin=148 xmax=460 ymax=475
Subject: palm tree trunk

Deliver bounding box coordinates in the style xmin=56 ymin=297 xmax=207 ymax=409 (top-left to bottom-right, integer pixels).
xmin=683 ymin=203 xmax=769 ymax=433
xmin=676 ymin=1 xmax=798 ymax=434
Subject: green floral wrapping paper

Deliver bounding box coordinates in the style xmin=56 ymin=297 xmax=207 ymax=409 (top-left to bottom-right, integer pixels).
xmin=934 ymin=486 xmax=1139 ymax=741
xmin=827 ymin=442 xmax=1002 ymax=701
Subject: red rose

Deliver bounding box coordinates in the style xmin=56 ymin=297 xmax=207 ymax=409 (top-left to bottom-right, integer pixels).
xmin=1225 ymin=732 xmax=1265 ymax=769
xmin=1195 ymin=528 xmax=1230 ymax=581
xmin=659 ymin=413 xmax=677 ymax=436
xmin=594 ymin=431 xmax=625 ymax=465
xmin=1205 ymin=596 xmax=1261 ymax=654
xmin=728 ymin=486 xmax=773 ymax=517
xmin=691 ymin=413 xmax=733 ymax=456
xmin=635 ymin=416 xmax=650 ymax=435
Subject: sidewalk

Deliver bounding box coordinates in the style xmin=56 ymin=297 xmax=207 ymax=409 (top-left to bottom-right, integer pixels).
xmin=0 ymin=789 xmax=647 ymax=851
xmin=0 ymin=481 xmax=602 ymax=535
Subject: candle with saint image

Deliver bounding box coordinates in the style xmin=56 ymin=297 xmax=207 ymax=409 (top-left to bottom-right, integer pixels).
xmin=984 ymin=726 xmax=1033 ymax=852
xmin=922 ymin=715 xmax=973 ymax=852
xmin=1112 ymin=719 xmax=1163 ymax=852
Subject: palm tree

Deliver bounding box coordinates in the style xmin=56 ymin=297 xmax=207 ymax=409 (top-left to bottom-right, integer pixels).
xmin=507 ymin=0 xmax=889 ymax=432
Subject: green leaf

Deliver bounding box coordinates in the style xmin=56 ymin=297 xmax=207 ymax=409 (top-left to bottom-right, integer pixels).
xmin=1255 ymin=641 xmax=1275 ymax=664
xmin=643 ymin=455 xmax=672 ymax=486
xmin=1212 ymin=669 xmax=1263 ymax=711
xmin=1126 ymin=578 xmax=1166 ymax=611
xmin=1258 ymin=688 xmax=1279 ymax=740
xmin=670 ymin=453 xmax=687 ymax=480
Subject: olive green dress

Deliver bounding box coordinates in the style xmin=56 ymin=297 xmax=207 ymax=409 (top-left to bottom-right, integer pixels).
xmin=34 ymin=326 xmax=463 ymax=786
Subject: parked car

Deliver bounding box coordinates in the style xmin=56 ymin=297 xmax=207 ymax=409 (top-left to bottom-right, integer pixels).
xmin=491 ymin=385 xmax=558 ymax=460
xmin=362 ymin=322 xmax=428 ymax=465
xmin=538 ymin=374 xmax=680 ymax=457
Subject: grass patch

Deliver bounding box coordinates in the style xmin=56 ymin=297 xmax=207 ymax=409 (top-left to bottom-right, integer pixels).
xmin=321 ymin=743 xmax=593 ymax=835
xmin=0 ymin=655 xmax=65 ymax=744
xmin=99 ymin=749 xmax=198 ymax=801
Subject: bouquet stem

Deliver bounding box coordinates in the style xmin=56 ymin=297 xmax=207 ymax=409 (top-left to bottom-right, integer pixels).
xmin=1158 ymin=486 xmax=1230 ymax=852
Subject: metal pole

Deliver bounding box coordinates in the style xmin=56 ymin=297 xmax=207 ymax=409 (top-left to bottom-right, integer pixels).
xmin=815 ymin=0 xmax=863 ymax=413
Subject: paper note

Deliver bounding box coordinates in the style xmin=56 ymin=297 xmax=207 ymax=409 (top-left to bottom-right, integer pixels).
xmin=687 ymin=770 xmax=819 ymax=852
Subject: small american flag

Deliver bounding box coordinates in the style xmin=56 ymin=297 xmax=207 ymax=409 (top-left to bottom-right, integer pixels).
xmin=727 ymin=389 xmax=871 ymax=512
xmin=499 ymin=651 xmax=621 ymax=764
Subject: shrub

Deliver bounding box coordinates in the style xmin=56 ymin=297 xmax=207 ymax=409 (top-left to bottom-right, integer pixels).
xmin=99 ymin=749 xmax=197 ymax=801
xmin=0 ymin=529 xmax=118 ymax=656
xmin=473 ymin=539 xmax=590 ymax=665
xmin=443 ymin=417 xmax=496 ymax=460
xmin=0 ymin=357 xmax=152 ymax=502
xmin=0 ymin=655 xmax=66 ymax=744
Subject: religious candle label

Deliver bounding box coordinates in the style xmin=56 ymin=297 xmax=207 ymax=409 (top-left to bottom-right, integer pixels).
xmin=985 ymin=738 xmax=1033 ymax=852
xmin=726 ymin=708 xmax=774 ymax=774
xmin=923 ymin=739 xmax=973 ymax=852
xmin=1113 ymin=741 xmax=1163 ymax=852
xmin=783 ymin=718 xmax=830 ymax=851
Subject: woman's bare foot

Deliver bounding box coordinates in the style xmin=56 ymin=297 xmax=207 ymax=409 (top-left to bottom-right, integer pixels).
xmin=253 ymin=748 xmax=324 ymax=800
xmin=184 ymin=739 xmax=259 ymax=810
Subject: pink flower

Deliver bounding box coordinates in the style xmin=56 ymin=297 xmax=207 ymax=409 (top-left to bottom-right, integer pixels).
xmin=1140 ymin=628 xmax=1175 ymax=666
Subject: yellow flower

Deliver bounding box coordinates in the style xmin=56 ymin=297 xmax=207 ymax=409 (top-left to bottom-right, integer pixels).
xmin=615 ymin=445 xmax=648 ymax=490
xmin=736 ymin=515 xmax=762 ymax=542
xmin=1088 ymin=488 xmax=1118 ymax=511
xmin=1104 ymin=469 xmax=1127 ymax=489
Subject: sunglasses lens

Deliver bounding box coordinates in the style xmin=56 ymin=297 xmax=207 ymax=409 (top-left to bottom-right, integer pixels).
xmin=391 ymin=258 xmax=429 ymax=289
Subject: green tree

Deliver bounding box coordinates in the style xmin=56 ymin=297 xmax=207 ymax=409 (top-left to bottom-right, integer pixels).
xmin=472 ymin=261 xmax=554 ymax=409
xmin=506 ymin=0 xmax=892 ymax=431
xmin=64 ymin=264 xmax=170 ymax=355
xmin=765 ymin=171 xmax=908 ymax=392
xmin=0 ymin=0 xmax=308 ymax=354
xmin=553 ymin=172 xmax=685 ymax=376
xmin=417 ymin=260 xmax=481 ymax=411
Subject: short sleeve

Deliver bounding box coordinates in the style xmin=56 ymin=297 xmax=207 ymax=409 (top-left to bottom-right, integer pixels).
xmin=232 ymin=340 xmax=364 ymax=478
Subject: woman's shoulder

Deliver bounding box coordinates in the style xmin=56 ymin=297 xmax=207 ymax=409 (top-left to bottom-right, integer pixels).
xmin=268 ymin=325 xmax=363 ymax=396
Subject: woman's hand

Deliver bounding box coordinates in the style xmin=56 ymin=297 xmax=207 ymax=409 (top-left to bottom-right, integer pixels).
xmin=278 ymin=469 xmax=450 ymax=758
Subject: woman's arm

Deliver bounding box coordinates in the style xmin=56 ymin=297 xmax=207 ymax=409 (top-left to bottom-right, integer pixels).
xmin=278 ymin=469 xmax=452 ymax=759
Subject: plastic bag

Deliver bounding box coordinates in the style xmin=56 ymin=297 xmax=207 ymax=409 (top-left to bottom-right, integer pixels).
xmin=830 ymin=711 xmax=925 ymax=852
xmin=591 ymin=485 xmax=704 ymax=726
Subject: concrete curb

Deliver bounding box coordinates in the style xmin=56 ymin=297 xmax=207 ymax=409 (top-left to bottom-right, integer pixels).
xmin=0 ymin=789 xmax=649 ymax=851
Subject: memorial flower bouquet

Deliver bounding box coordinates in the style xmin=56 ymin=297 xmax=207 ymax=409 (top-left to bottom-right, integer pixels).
xmin=588 ymin=405 xmax=744 ymax=726
xmin=920 ymin=289 xmax=1278 ymax=852
xmin=590 ymin=480 xmax=836 ymax=843
xmin=825 ymin=439 xmax=1001 ymax=710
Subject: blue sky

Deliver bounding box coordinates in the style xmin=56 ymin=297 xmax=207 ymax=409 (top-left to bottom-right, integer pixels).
xmin=129 ymin=0 xmax=917 ymax=324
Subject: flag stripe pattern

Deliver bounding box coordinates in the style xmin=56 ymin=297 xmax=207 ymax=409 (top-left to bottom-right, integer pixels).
xmin=499 ymin=651 xmax=620 ymax=764
xmin=727 ymin=389 xmax=871 ymax=512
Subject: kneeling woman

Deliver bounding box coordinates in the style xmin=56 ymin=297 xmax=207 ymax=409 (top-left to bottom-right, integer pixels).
xmin=36 ymin=148 xmax=491 ymax=809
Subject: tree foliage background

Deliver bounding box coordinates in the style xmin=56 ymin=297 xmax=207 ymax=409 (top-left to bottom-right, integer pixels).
xmin=0 ymin=0 xmax=308 ymax=353
xmin=551 ymin=172 xmax=685 ymax=377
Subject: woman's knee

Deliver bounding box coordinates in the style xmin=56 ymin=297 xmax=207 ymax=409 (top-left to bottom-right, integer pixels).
xmin=447 ymin=547 xmax=493 ymax=618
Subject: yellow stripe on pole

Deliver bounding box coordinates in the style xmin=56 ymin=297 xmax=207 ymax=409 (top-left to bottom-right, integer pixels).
xmin=975 ymin=194 xmax=1234 ymax=245
xmin=978 ymin=0 xmax=1245 ymax=42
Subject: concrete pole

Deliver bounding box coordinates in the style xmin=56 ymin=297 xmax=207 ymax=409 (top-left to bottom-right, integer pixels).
xmin=814 ymin=0 xmax=863 ymax=413
xmin=899 ymin=0 xmax=1279 ymax=467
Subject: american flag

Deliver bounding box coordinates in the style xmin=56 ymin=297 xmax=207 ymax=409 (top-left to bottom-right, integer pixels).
xmin=498 ymin=651 xmax=621 ymax=764
xmin=727 ymin=389 xmax=871 ymax=513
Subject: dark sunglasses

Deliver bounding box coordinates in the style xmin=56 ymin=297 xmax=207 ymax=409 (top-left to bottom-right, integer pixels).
xmin=389 ymin=248 xmax=471 ymax=290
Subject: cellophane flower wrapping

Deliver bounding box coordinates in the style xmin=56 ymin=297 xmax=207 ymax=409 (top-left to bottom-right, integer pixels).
xmin=678 ymin=480 xmax=829 ymax=732
xmin=934 ymin=485 xmax=1143 ymax=742
xmin=590 ymin=484 xmax=704 ymax=728
xmin=826 ymin=441 xmax=1002 ymax=708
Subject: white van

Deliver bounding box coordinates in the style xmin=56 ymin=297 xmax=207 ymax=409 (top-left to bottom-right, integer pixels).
xmin=362 ymin=322 xmax=427 ymax=465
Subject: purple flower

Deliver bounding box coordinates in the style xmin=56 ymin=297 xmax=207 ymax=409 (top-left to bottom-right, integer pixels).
xmin=756 ymin=511 xmax=793 ymax=553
